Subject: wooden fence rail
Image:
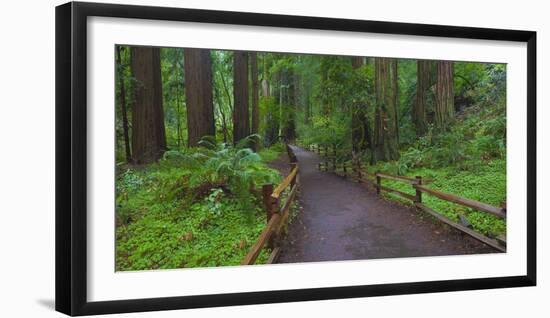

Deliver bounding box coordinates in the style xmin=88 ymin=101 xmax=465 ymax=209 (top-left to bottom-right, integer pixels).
xmin=307 ymin=143 xmax=506 ymax=252
xmin=241 ymin=145 xmax=299 ymax=265
xmin=413 ymin=184 xmax=506 ymax=219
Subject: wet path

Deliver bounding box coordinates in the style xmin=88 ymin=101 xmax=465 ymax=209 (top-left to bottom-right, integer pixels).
xmin=277 ymin=146 xmax=495 ymax=263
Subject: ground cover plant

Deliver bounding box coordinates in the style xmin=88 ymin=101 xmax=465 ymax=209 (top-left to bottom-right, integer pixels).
xmin=115 ymin=45 xmax=506 ymax=270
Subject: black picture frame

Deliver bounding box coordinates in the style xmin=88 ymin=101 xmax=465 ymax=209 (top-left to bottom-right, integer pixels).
xmin=55 ymin=1 xmax=537 ymax=316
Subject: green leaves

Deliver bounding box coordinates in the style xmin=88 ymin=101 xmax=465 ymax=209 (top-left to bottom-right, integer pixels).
xmin=365 ymin=100 xmax=506 ymax=237
xmin=115 ymin=141 xmax=283 ymax=271
xmin=116 ymin=194 xmax=271 ymax=271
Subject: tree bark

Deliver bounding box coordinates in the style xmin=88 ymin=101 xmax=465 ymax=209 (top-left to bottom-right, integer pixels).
xmin=304 ymin=87 xmax=311 ymax=124
xmin=413 ymin=60 xmax=432 ymax=137
xmin=116 ymin=46 xmax=132 ymax=163
xmin=130 ymin=46 xmax=166 ymax=164
xmin=435 ymin=60 xmax=455 ymax=129
xmin=351 ymin=56 xmax=363 ymax=69
xmin=233 ymin=51 xmax=250 ymax=144
xmin=282 ymin=68 xmax=296 ymax=142
xmin=261 ymin=53 xmax=270 ymax=97
xmin=351 ymin=56 xmax=372 ymax=154
xmin=250 ymin=52 xmax=260 ymax=142
xmin=373 ymin=57 xmax=399 ymax=162
xmin=184 ymin=48 xmax=215 ymax=147
xmin=261 ymin=55 xmax=278 ymax=146
xmin=321 ymin=64 xmax=330 ymax=116
xmin=214 ymin=83 xmax=229 ymax=143
xmin=219 ymin=66 xmax=233 ymax=116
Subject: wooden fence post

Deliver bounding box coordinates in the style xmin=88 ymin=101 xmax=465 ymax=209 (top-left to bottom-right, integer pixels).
xmin=263 ymin=184 xmax=280 ymax=250
xmin=262 ymin=184 xmax=274 ymax=223
xmin=289 ymin=163 xmax=297 ymax=188
xmin=415 ymin=176 xmax=422 ymax=203
xmin=376 ymin=172 xmax=381 ymax=194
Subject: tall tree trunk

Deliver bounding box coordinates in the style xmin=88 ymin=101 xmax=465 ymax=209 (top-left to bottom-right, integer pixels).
xmin=130 ymin=46 xmax=166 ymax=164
xmin=261 ymin=54 xmax=278 ymax=146
xmin=304 ymin=78 xmax=311 ymax=124
xmin=261 ymin=53 xmax=270 ymax=98
xmin=321 ymin=65 xmax=330 ymax=116
xmin=282 ymin=68 xmax=296 ymax=142
xmin=351 ymin=56 xmax=363 ymax=69
xmin=176 ymin=87 xmax=183 ymax=148
xmin=116 ymin=46 xmax=132 ymax=163
xmin=218 ymin=67 xmax=234 ymax=118
xmin=261 ymin=79 xmax=270 ymax=98
xmin=213 ymin=83 xmax=229 ymax=143
xmin=304 ymin=92 xmax=310 ymax=124
xmin=351 ymin=56 xmax=372 ymax=154
xmin=219 ymin=107 xmax=229 ymax=143
xmin=250 ymin=52 xmax=260 ymax=149
xmin=278 ymin=71 xmax=284 ymax=134
xmin=435 ymin=60 xmax=455 ymax=129
xmin=184 ymin=48 xmax=215 ymax=147
xmin=413 ymin=60 xmax=432 ymax=137
xmin=373 ymin=57 xmax=399 ymax=162
xmin=233 ymin=51 xmax=250 ymax=144
xmin=173 ymin=60 xmax=183 ymax=148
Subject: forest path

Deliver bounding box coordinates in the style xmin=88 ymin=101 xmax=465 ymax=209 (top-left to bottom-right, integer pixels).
xmin=276 ymin=145 xmax=495 ymax=263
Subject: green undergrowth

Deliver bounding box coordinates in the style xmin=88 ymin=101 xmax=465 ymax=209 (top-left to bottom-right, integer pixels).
xmin=313 ymin=101 xmax=507 ymax=237
xmin=362 ymin=103 xmax=506 ymax=237
xmin=116 ymin=137 xmax=284 ymax=271
xmin=364 ymin=159 xmax=506 ymax=237
xmin=257 ymin=142 xmax=285 ymax=163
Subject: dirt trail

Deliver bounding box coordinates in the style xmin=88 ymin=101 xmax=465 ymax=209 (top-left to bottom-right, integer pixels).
xmin=277 ymin=145 xmax=496 ymax=263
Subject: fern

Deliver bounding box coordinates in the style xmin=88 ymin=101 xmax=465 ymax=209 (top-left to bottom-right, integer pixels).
xmin=172 ymin=135 xmax=280 ymax=213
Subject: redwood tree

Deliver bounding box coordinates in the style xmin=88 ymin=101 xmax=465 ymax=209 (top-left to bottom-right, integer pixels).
xmin=184 ymin=48 xmax=215 ymax=147
xmin=130 ymin=46 xmax=166 ymax=164
xmin=250 ymin=52 xmax=260 ymax=147
xmin=282 ymin=67 xmax=297 ymax=142
xmin=351 ymin=56 xmax=371 ymax=154
xmin=116 ymin=46 xmax=132 ymax=163
xmin=413 ymin=60 xmax=432 ymax=137
xmin=435 ymin=60 xmax=455 ymax=129
xmin=373 ymin=57 xmax=399 ymax=162
xmin=261 ymin=54 xmax=270 ymax=98
xmin=233 ymin=51 xmax=250 ymax=144
xmin=261 ymin=54 xmax=279 ymax=146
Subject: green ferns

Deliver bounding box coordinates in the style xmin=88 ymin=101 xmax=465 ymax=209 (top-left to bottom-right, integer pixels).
xmin=393 ymin=102 xmax=506 ymax=176
xmin=115 ymin=137 xmax=282 ymax=271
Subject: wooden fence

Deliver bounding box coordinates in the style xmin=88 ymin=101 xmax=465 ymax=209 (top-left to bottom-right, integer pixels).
xmin=308 ymin=143 xmax=507 ymax=252
xmin=241 ymin=145 xmax=299 ymax=265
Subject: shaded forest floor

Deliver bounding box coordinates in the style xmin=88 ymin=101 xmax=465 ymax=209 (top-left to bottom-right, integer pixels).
xmin=115 ymin=143 xmax=286 ymax=271
xmin=363 ymin=159 xmax=506 ymax=237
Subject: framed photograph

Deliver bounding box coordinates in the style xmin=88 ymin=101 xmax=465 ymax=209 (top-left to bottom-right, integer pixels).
xmin=55 ymin=1 xmax=536 ymax=316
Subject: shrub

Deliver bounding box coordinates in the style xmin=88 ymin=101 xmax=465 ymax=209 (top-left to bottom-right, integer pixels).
xmin=115 ymin=137 xmax=284 ymax=270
